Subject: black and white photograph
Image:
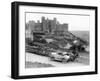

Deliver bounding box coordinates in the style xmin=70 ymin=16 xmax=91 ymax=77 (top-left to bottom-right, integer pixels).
xmin=11 ymin=1 xmax=97 ymax=79
xmin=25 ymin=12 xmax=90 ymax=68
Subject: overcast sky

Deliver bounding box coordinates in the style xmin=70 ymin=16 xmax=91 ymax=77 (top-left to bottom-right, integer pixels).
xmin=26 ymin=12 xmax=90 ymax=31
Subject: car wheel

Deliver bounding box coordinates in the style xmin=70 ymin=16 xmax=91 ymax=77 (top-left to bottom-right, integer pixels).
xmin=50 ymin=57 xmax=55 ymax=61
xmin=71 ymin=58 xmax=75 ymax=61
xmin=62 ymin=59 xmax=67 ymax=63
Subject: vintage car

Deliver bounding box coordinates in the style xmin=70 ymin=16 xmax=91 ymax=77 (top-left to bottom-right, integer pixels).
xmin=49 ymin=51 xmax=79 ymax=62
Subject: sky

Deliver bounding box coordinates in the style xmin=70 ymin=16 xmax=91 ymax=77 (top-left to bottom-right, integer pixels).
xmin=26 ymin=12 xmax=90 ymax=31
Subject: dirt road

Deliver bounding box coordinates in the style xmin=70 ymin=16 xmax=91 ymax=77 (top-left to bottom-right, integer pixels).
xmin=25 ymin=52 xmax=87 ymax=68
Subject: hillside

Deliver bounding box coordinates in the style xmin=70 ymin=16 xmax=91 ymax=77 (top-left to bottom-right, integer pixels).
xmin=70 ymin=31 xmax=89 ymax=42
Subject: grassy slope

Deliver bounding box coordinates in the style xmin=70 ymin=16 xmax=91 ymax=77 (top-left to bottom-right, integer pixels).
xmin=70 ymin=31 xmax=89 ymax=42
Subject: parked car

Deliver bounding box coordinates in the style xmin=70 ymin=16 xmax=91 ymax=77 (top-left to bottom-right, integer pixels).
xmin=49 ymin=51 xmax=79 ymax=62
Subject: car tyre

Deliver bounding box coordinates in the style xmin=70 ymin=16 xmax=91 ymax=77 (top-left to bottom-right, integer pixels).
xmin=62 ymin=58 xmax=67 ymax=63
xmin=50 ymin=57 xmax=55 ymax=61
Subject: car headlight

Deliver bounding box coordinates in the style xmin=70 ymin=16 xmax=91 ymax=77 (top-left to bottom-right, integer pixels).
xmin=64 ymin=55 xmax=70 ymax=59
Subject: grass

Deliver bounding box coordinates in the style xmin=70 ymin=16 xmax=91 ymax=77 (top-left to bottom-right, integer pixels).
xmin=70 ymin=31 xmax=89 ymax=42
xmin=76 ymin=52 xmax=89 ymax=65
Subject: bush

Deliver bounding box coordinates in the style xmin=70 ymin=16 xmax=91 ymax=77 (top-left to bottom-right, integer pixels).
xmin=26 ymin=38 xmax=34 ymax=46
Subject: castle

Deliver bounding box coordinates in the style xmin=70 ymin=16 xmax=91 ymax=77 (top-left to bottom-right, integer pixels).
xmin=26 ymin=16 xmax=68 ymax=37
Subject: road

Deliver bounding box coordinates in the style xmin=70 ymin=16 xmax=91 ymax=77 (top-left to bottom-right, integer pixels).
xmin=25 ymin=52 xmax=88 ymax=68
